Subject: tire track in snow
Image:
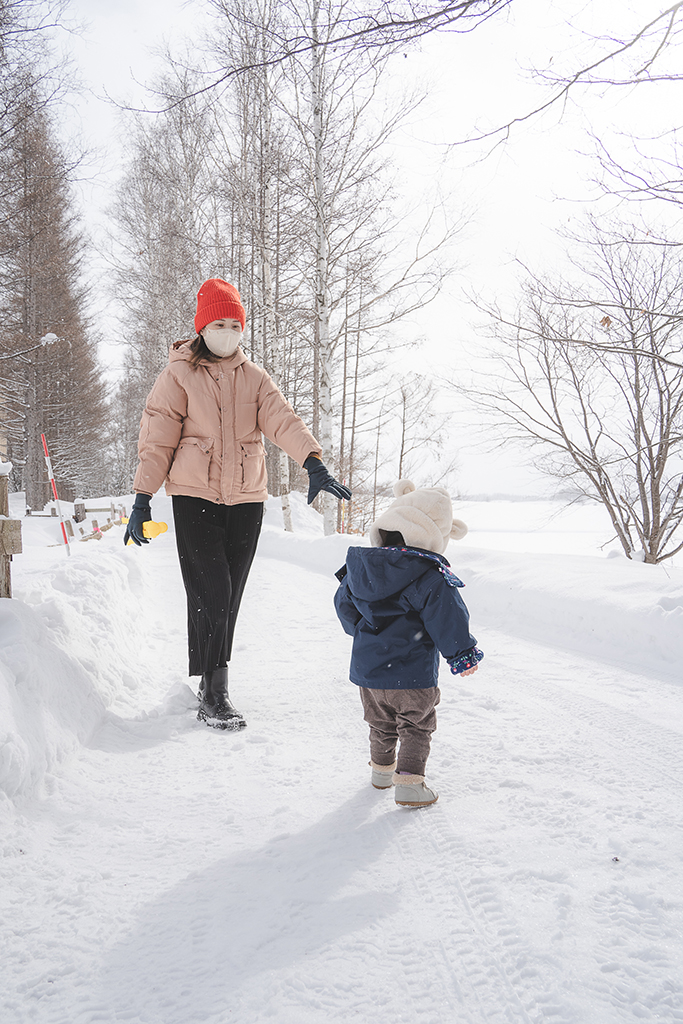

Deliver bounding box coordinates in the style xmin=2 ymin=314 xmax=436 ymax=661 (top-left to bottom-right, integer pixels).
xmin=442 ymin=628 xmax=683 ymax=1023
xmin=500 ymin=639 xmax=683 ymax=782
xmin=494 ymin=633 xmax=683 ymax=1022
xmin=393 ymin=810 xmax=537 ymax=1024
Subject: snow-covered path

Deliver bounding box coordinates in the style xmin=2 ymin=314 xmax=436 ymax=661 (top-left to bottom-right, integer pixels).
xmin=3 ymin=503 xmax=683 ymax=1024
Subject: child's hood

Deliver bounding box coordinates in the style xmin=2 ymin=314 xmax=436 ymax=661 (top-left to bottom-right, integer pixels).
xmin=340 ymin=545 xmax=452 ymax=602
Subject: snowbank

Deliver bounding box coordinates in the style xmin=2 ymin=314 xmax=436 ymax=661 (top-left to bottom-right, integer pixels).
xmin=1 ymin=497 xmax=153 ymax=804
xmin=456 ymin=546 xmax=683 ymax=684
xmin=0 ymin=598 xmax=108 ymax=800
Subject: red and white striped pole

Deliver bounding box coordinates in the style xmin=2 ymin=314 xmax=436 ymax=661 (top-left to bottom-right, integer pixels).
xmin=40 ymin=433 xmax=71 ymax=557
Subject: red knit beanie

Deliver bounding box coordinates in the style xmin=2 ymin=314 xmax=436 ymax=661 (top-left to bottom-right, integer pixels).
xmin=194 ymin=279 xmax=246 ymax=333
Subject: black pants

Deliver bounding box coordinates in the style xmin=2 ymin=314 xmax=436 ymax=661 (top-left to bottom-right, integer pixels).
xmin=172 ymin=496 xmax=264 ymax=676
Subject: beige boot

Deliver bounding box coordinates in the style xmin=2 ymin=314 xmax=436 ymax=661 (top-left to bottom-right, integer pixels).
xmin=393 ymin=772 xmax=438 ymax=807
xmin=370 ymin=760 xmax=397 ymax=789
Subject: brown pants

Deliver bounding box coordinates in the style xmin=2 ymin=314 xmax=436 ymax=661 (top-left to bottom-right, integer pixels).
xmin=359 ymin=687 xmax=440 ymax=777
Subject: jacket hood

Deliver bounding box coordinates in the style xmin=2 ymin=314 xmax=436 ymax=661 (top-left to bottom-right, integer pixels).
xmin=343 ymin=545 xmax=449 ymax=603
xmin=168 ymin=340 xmax=247 ymax=369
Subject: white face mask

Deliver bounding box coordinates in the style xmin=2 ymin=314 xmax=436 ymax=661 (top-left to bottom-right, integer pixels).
xmin=203 ymin=325 xmax=242 ymax=358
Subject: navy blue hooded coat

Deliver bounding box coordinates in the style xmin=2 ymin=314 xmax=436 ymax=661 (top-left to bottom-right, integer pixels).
xmin=334 ymin=546 xmax=478 ymax=689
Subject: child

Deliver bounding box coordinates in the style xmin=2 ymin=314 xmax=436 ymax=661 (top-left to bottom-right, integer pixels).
xmin=334 ymin=480 xmax=483 ymax=807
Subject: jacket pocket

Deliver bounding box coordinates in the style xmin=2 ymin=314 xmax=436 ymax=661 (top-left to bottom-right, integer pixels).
xmin=240 ymin=441 xmax=267 ymax=492
xmin=168 ymin=436 xmax=214 ymax=490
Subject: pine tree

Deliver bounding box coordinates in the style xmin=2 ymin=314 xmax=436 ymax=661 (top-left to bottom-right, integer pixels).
xmin=0 ymin=94 xmax=106 ymax=507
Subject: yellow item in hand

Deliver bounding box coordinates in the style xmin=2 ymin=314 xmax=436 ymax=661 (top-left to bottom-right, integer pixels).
xmin=142 ymin=520 xmax=168 ymax=539
xmin=125 ymin=520 xmax=168 ymax=545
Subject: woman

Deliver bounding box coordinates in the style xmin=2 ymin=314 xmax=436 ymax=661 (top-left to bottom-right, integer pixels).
xmin=125 ymin=278 xmax=351 ymax=730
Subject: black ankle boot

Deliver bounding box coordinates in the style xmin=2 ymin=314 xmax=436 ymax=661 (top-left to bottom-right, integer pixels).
xmin=197 ymin=667 xmax=246 ymax=730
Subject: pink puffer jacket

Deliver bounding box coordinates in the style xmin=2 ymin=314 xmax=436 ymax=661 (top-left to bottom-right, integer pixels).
xmin=133 ymin=342 xmax=322 ymax=504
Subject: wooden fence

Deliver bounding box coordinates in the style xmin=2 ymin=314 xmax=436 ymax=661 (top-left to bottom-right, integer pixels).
xmin=72 ymin=502 xmax=128 ymax=542
xmin=0 ymin=492 xmax=129 ymax=598
xmin=0 ymin=476 xmax=22 ymax=598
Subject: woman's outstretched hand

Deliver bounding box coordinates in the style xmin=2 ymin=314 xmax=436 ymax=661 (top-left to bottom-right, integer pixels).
xmin=304 ymin=456 xmax=352 ymax=504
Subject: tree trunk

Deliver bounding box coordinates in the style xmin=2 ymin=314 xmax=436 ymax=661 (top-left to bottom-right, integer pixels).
xmin=311 ymin=5 xmax=336 ymax=536
xmin=0 ymin=475 xmax=11 ymax=597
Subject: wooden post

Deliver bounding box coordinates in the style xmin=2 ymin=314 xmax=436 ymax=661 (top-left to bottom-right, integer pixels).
xmin=0 ymin=475 xmax=22 ymax=599
xmin=74 ymin=501 xmax=86 ymax=523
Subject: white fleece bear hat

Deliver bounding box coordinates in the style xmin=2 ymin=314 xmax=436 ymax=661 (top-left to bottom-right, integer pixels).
xmin=369 ymin=479 xmax=468 ymax=555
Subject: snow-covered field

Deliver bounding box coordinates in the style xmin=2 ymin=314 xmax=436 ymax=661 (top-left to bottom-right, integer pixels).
xmin=2 ymin=491 xmax=683 ymax=1024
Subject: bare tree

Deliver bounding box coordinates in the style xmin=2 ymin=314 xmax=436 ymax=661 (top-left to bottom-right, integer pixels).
xmin=537 ymin=3 xmax=683 ymax=93
xmin=152 ymin=0 xmax=511 ymax=111
xmin=460 ymin=223 xmax=683 ymax=563
xmin=208 ymin=0 xmax=304 ymax=529
xmin=543 ymin=7 xmax=683 ymax=218
xmin=107 ymin=70 xmax=218 ymax=486
xmin=108 ymin=20 xmax=318 ymax=501
xmin=109 ymin=1 xmax=460 ymax=525
xmin=453 ymin=2 xmax=683 ymax=147
xmin=0 ymin=0 xmax=69 ymax=141
xmin=394 ymin=374 xmax=459 ymax=483
xmin=271 ymin=0 xmax=459 ymax=532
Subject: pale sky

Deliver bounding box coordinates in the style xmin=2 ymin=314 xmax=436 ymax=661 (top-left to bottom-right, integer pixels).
xmin=65 ymin=0 xmax=200 ymax=229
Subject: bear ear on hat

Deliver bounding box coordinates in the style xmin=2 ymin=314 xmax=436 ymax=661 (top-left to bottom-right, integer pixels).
xmin=450 ymin=518 xmax=468 ymax=541
xmin=393 ymin=479 xmax=416 ymax=497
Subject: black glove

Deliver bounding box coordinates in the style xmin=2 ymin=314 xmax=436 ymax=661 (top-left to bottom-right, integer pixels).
xmin=304 ymin=456 xmax=352 ymax=504
xmin=124 ymin=493 xmax=152 ymax=546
